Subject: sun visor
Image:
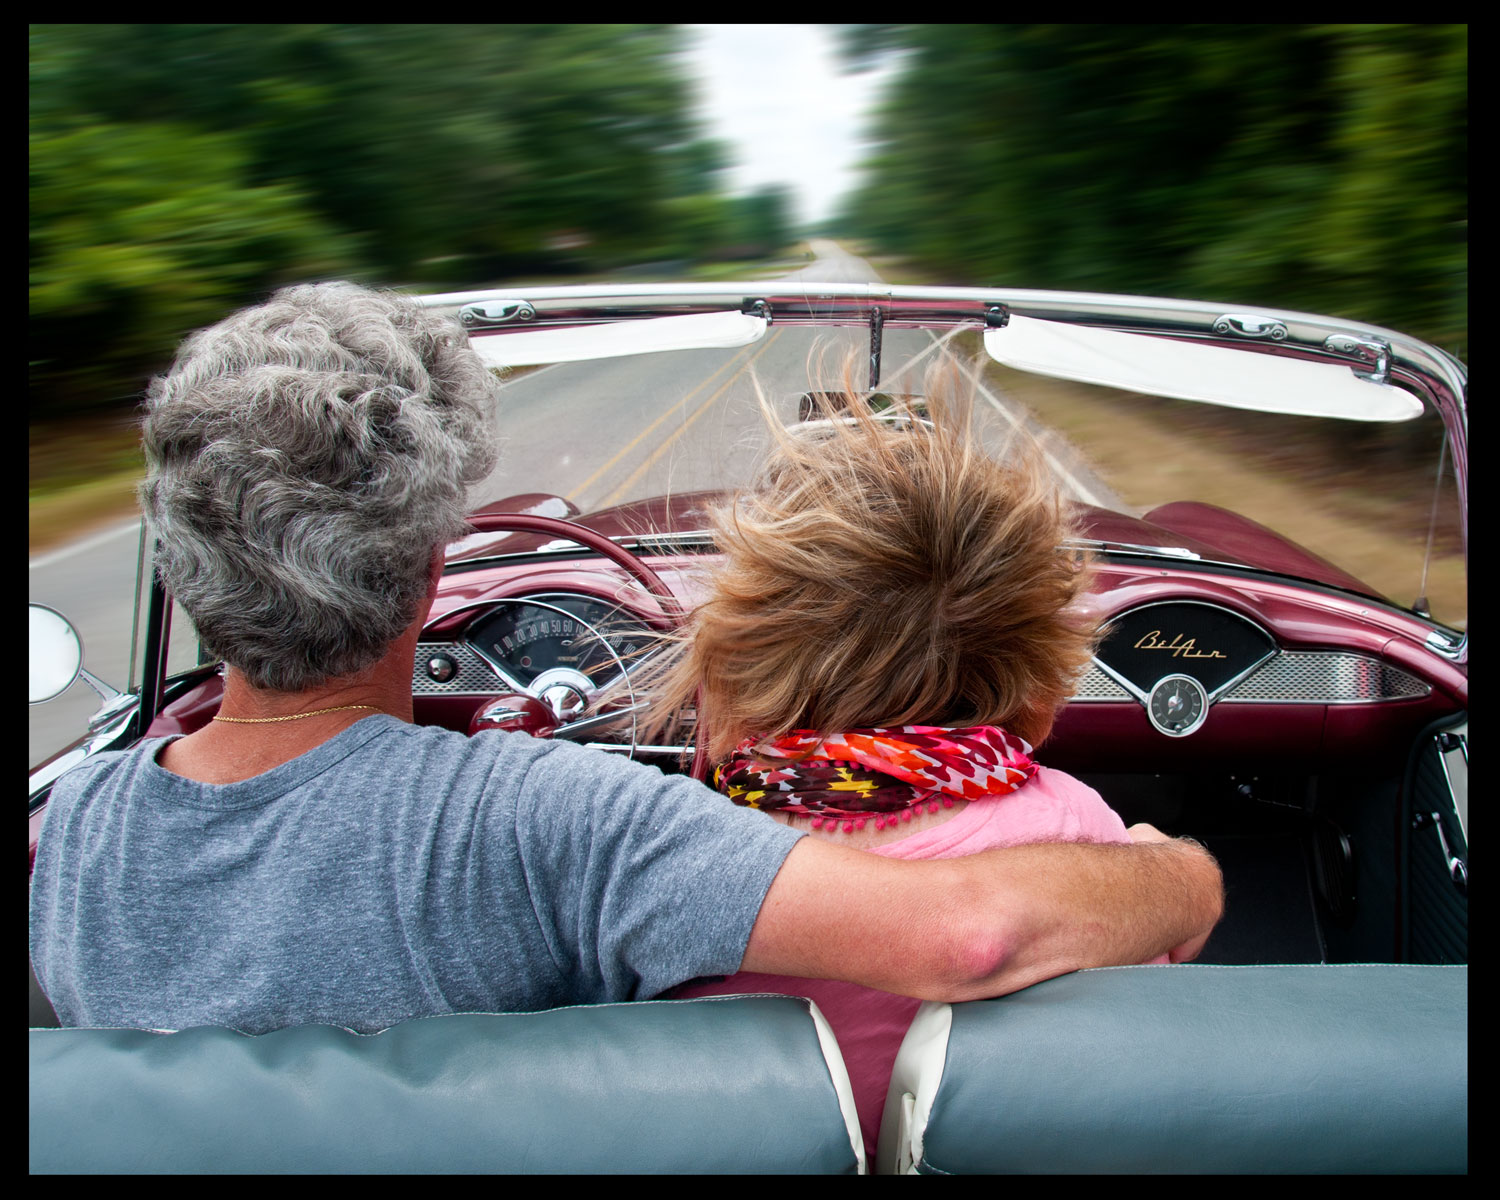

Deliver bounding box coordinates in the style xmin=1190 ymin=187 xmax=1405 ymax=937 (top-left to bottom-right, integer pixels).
xmin=984 ymin=315 xmax=1423 ymax=421
xmin=467 ymin=310 xmax=768 ymax=368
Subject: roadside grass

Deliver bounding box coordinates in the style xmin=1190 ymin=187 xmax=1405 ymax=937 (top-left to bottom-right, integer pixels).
xmin=863 ymin=254 xmax=949 ymax=287
xmin=30 ymin=415 xmax=145 ymax=555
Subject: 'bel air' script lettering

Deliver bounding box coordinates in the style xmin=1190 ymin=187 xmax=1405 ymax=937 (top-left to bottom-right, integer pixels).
xmin=1133 ymin=630 xmax=1227 ymax=659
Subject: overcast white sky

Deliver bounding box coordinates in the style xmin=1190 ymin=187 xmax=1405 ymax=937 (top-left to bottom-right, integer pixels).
xmin=682 ymin=25 xmax=899 ymax=227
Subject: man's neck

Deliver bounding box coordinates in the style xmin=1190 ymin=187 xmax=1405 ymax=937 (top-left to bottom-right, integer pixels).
xmin=155 ymin=625 xmax=422 ymax=785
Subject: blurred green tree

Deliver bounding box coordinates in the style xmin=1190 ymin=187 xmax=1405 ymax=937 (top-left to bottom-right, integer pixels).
xmin=730 ymin=186 xmax=797 ymax=257
xmin=30 ymin=24 xmax=702 ymax=280
xmin=29 ymin=23 xmax=726 ymax=415
xmin=837 ymin=24 xmax=1466 ymax=354
xmin=29 ymin=119 xmax=350 ymax=413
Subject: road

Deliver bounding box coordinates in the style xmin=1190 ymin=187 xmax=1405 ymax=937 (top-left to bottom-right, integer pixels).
xmin=30 ymin=242 xmax=1118 ymax=766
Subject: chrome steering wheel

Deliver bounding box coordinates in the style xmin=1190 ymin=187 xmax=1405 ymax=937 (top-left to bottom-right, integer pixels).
xmin=424 ymin=513 xmax=683 ymax=759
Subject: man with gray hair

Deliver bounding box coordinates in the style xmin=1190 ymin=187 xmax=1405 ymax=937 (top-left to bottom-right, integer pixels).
xmin=30 ymin=283 xmax=1221 ymax=1035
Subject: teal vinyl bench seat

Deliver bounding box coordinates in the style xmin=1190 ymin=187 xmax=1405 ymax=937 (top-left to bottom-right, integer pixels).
xmin=30 ymin=994 xmax=864 ymax=1174
xmin=879 ymin=964 xmax=1467 ymax=1174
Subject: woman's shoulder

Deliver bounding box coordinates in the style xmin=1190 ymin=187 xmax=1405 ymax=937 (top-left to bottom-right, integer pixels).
xmin=870 ymin=766 xmax=1129 ymax=856
xmin=1021 ymin=765 xmax=1129 ymax=841
xmin=1028 ymin=764 xmax=1104 ymax=802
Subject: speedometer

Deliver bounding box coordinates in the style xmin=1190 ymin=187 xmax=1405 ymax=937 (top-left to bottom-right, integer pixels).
xmin=465 ymin=595 xmax=653 ymax=690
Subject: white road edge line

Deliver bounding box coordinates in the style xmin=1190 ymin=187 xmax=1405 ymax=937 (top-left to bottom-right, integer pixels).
xmin=30 ymin=518 xmax=142 ymax=571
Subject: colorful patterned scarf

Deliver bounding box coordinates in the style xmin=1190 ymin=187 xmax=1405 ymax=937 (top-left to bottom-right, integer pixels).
xmin=715 ymin=725 xmax=1036 ymax=831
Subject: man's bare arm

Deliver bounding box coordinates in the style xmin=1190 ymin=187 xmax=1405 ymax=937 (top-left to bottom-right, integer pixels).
xmin=741 ymin=831 xmax=1223 ymax=1001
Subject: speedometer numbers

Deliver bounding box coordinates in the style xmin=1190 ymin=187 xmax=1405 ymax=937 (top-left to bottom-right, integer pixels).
xmin=493 ymin=614 xmax=602 ymax=676
xmin=1147 ymin=674 xmax=1208 ymax=737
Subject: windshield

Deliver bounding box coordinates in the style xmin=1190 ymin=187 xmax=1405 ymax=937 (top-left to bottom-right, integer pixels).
xmin=453 ymin=315 xmax=1466 ymax=632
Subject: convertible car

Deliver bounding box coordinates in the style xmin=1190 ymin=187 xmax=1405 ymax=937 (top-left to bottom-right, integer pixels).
xmin=29 ymin=281 xmax=1467 ymax=1173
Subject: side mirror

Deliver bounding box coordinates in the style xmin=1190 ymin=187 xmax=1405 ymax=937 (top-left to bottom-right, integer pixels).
xmin=30 ymin=604 xmax=83 ymax=705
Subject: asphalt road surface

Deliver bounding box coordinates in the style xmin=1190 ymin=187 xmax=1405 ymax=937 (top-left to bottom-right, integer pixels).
xmin=30 ymin=242 xmax=1119 ymax=767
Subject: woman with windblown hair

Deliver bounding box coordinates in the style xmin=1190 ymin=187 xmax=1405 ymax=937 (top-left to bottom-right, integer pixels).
xmin=641 ymin=362 xmax=1165 ymax=1166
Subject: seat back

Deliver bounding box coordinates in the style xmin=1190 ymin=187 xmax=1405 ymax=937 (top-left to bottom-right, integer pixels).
xmin=31 ymin=995 xmax=864 ymax=1174
xmin=880 ymin=964 xmax=1467 ymax=1174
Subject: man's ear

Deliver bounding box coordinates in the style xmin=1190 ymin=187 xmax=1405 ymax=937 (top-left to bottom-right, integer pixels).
xmin=428 ymin=545 xmax=446 ymax=598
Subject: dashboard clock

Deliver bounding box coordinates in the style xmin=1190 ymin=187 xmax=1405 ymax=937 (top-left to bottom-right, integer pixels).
xmin=1148 ymin=674 xmax=1208 ymax=737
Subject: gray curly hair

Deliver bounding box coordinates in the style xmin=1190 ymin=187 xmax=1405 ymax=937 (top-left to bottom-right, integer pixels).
xmin=139 ymin=283 xmax=501 ymax=692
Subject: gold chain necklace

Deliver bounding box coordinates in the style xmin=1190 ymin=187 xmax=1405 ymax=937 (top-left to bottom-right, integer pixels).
xmin=212 ymin=704 xmax=378 ymax=725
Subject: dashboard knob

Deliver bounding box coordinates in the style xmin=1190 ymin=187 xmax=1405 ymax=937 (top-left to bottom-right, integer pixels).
xmin=470 ymin=695 xmax=557 ymax=738
xmin=426 ymin=654 xmax=458 ymax=683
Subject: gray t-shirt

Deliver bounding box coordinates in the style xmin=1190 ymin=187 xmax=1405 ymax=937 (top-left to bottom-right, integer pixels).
xmin=30 ymin=716 xmax=803 ymax=1033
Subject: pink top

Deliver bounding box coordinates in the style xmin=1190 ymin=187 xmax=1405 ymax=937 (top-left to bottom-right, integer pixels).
xmin=664 ymin=766 xmax=1167 ymax=1165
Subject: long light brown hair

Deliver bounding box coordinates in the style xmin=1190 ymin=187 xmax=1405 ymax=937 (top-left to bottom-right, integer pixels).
xmin=639 ymin=356 xmax=1100 ymax=762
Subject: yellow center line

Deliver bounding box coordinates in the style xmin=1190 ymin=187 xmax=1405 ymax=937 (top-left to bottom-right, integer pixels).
xmin=597 ymin=328 xmax=786 ymax=509
xmin=566 ymin=340 xmax=765 ymax=508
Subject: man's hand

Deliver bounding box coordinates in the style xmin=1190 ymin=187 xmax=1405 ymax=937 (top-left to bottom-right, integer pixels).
xmin=1128 ymin=825 xmax=1217 ymax=962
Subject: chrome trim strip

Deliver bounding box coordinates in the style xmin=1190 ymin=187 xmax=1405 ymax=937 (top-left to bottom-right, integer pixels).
xmin=1072 ymin=648 xmax=1432 ymax=705
xmin=1090 ymin=656 xmax=1148 ymax=704
xmin=1221 ymin=652 xmax=1431 ymax=703
xmin=1066 ymin=538 xmax=1200 ymax=560
xmin=412 ymin=641 xmax=505 ymax=695
xmin=1426 ymin=813 xmax=1467 ymax=892
xmin=583 ymin=743 xmax=693 ymax=757
xmin=1425 ymin=628 xmax=1467 ymax=661
xmin=618 ymin=530 xmax=717 ymax=553
xmin=1436 ymin=726 xmax=1468 ymax=845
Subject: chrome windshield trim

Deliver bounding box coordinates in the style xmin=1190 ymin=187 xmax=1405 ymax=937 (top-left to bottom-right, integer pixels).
xmin=415 ymin=282 xmax=1465 ymax=407
xmin=1425 ymin=628 xmax=1468 ymax=663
